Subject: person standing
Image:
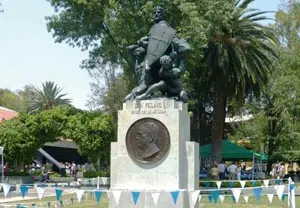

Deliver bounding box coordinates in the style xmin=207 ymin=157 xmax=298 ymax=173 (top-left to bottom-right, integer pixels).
xmin=228 ymin=162 xmax=237 ymax=180
xmin=236 ymin=163 xmax=242 ymax=180
xmin=210 ymin=165 xmax=219 ymax=180
xmin=4 ymin=162 xmax=8 ymax=173
xmin=71 ymin=161 xmax=78 ymax=181
xmin=218 ymin=161 xmax=226 ymax=180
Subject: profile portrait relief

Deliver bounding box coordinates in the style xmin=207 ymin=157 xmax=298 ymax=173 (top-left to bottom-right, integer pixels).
xmin=136 ymin=123 xmax=160 ymax=159
xmin=126 ymin=118 xmax=170 ymax=163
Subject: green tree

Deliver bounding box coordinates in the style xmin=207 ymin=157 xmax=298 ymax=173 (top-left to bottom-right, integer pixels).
xmin=87 ymin=64 xmax=128 ymax=124
xmin=0 ymin=105 xmax=116 ymax=170
xmin=230 ymin=0 xmax=300 ymax=161
xmin=45 ymin=0 xmax=278 ymax=160
xmin=0 ymin=115 xmax=39 ymax=170
xmin=0 ymin=88 xmax=24 ymax=112
xmin=29 ymin=81 xmax=72 ymax=113
xmin=63 ymin=111 xmax=116 ymax=170
xmin=204 ymin=0 xmax=278 ymax=160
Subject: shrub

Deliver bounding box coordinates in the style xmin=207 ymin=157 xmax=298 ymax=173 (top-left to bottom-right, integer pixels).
xmin=33 ymin=170 xmax=42 ymax=176
xmin=5 ymin=172 xmax=29 ymax=176
xmin=83 ymin=171 xmax=109 ymax=178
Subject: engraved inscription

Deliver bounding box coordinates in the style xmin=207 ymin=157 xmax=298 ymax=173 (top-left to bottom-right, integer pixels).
xmin=132 ymin=102 xmax=166 ymax=114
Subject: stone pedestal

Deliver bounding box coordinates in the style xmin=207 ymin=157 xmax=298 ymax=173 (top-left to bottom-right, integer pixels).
xmin=110 ymin=99 xmax=199 ymax=208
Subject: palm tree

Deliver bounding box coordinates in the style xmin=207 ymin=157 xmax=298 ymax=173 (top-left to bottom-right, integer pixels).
xmin=204 ymin=0 xmax=278 ymax=160
xmin=29 ymin=81 xmax=72 ymax=113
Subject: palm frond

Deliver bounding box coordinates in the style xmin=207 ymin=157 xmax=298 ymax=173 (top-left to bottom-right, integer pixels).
xmin=29 ymin=81 xmax=72 ymax=113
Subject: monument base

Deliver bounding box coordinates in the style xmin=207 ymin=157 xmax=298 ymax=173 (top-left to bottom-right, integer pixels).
xmin=110 ymin=99 xmax=199 ymax=207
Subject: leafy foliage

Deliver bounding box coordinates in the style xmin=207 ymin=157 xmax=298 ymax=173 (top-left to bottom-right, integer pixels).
xmin=0 ymin=106 xmax=115 ymax=170
xmin=83 ymin=170 xmax=110 ymax=178
xmin=63 ymin=110 xmax=116 ymax=168
xmin=230 ymin=0 xmax=300 ymax=162
xmin=45 ymin=0 xmax=282 ymax=163
xmin=29 ymin=81 xmax=72 ymax=113
xmin=270 ymin=151 xmax=300 ymax=163
xmin=203 ymin=0 xmax=278 ymax=159
xmin=0 ymin=86 xmax=35 ymax=113
xmin=86 ymin=65 xmax=128 ymax=123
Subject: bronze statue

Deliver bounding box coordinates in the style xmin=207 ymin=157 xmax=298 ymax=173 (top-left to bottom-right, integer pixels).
xmin=125 ymin=6 xmax=190 ymax=102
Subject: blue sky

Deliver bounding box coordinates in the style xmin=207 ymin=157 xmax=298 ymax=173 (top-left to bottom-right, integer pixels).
xmin=0 ymin=0 xmax=281 ymax=109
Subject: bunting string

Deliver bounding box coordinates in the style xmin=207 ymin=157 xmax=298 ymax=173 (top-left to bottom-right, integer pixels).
xmin=0 ymin=178 xmax=295 ymax=207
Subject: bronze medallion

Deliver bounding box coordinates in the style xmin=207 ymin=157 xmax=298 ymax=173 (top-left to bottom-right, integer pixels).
xmin=126 ymin=118 xmax=170 ymax=163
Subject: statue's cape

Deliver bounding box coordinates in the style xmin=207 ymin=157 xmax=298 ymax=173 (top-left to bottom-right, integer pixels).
xmin=146 ymin=21 xmax=176 ymax=66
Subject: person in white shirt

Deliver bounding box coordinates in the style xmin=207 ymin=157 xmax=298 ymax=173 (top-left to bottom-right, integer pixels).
xmin=228 ymin=162 xmax=237 ymax=180
xmin=218 ymin=161 xmax=226 ymax=180
xmin=236 ymin=163 xmax=242 ymax=180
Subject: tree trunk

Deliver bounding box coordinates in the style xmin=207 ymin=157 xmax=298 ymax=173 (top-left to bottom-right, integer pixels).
xmin=96 ymin=156 xmax=101 ymax=171
xmin=211 ymin=88 xmax=226 ymax=162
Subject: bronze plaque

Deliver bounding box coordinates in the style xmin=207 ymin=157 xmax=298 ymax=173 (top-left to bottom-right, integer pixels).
xmin=126 ymin=118 xmax=170 ymax=163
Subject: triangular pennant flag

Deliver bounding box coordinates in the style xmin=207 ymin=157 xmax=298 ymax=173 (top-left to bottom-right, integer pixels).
xmin=275 ymin=179 xmax=281 ymax=185
xmin=263 ymin=180 xmax=270 ymax=187
xmin=205 ymin=181 xmax=210 ymax=188
xmin=94 ymin=191 xmax=103 ymax=204
xmin=111 ymin=190 xmax=122 ymax=205
xmin=219 ymin=195 xmax=225 ymax=203
xmin=2 ymin=184 xmax=10 ymax=198
xmin=16 ymin=184 xmax=20 ymax=194
xmin=274 ymin=185 xmax=285 ymax=200
xmin=212 ymin=190 xmax=220 ymax=203
xmin=282 ymin=194 xmax=287 ymax=201
xmin=216 ymin=181 xmax=222 ymax=189
xmin=102 ymin=177 xmax=108 ymax=185
xmin=55 ymin=189 xmax=63 ymax=201
xmin=20 ymin=186 xmax=28 ymax=198
xmin=290 ymin=183 xmax=295 ymax=192
xmin=76 ymin=190 xmax=85 ymax=203
xmin=170 ymin=191 xmax=180 ymax=205
xmin=189 ymin=190 xmax=200 ymax=206
xmin=267 ymin=194 xmax=274 ymax=203
xmin=228 ymin=181 xmax=234 ymax=188
xmin=151 ymin=192 xmax=160 ymax=206
xmin=253 ymin=187 xmax=263 ymax=201
xmin=208 ymin=195 xmax=213 ymax=203
xmin=36 ymin=187 xmax=45 ymax=200
xmin=131 ymin=191 xmax=141 ymax=205
xmin=240 ymin=181 xmax=246 ymax=188
xmin=243 ymin=195 xmax=249 ymax=204
xmin=231 ymin=188 xmax=241 ymax=203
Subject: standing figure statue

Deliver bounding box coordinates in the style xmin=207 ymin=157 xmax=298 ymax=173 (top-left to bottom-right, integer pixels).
xmin=124 ymin=6 xmax=190 ymax=102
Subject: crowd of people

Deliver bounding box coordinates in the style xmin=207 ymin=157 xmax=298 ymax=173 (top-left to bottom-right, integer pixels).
xmin=63 ymin=161 xmax=79 ymax=180
xmin=202 ymin=160 xmax=248 ymax=180
xmin=270 ymin=162 xmax=285 ymax=179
